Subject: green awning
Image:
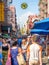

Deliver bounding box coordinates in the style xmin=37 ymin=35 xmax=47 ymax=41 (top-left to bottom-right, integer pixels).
xmin=3 ymin=34 xmax=10 ymax=38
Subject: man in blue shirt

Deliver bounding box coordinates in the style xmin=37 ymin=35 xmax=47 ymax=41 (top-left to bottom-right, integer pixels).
xmin=17 ymin=35 xmax=22 ymax=47
xmin=17 ymin=38 xmax=22 ymax=47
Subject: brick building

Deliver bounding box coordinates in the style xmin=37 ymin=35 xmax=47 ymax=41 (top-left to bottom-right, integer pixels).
xmin=8 ymin=6 xmax=17 ymax=34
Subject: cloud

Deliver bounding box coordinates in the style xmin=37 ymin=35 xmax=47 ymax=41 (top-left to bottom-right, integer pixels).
xmin=17 ymin=11 xmax=35 ymax=28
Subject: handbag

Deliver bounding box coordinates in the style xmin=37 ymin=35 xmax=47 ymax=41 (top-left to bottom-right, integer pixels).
xmin=6 ymin=57 xmax=11 ymax=65
xmin=6 ymin=49 xmax=11 ymax=65
xmin=17 ymin=53 xmax=26 ymax=65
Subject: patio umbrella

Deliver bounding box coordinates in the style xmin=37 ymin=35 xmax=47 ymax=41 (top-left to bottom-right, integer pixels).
xmin=33 ymin=18 xmax=49 ymax=30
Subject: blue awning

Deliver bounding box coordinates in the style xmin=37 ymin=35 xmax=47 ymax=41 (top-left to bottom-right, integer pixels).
xmin=33 ymin=18 xmax=49 ymax=30
xmin=30 ymin=29 xmax=49 ymax=35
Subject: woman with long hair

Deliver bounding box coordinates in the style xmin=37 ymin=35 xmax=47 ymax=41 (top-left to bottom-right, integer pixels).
xmin=2 ymin=38 xmax=10 ymax=65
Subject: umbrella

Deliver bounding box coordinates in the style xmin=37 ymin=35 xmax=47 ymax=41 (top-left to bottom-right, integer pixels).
xmin=30 ymin=29 xmax=49 ymax=35
xmin=33 ymin=18 xmax=49 ymax=30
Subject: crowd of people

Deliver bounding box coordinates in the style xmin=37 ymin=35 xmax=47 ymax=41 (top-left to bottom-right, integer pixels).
xmin=0 ymin=34 xmax=48 ymax=65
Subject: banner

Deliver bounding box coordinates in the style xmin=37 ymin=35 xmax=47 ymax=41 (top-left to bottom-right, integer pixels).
xmin=0 ymin=2 xmax=4 ymax=22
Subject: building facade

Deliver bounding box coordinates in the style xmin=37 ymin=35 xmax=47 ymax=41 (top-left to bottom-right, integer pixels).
xmin=3 ymin=0 xmax=12 ymax=24
xmin=27 ymin=15 xmax=39 ymax=29
xmin=0 ymin=0 xmax=4 ymax=32
xmin=26 ymin=15 xmax=39 ymax=34
xmin=8 ymin=6 xmax=17 ymax=32
xmin=0 ymin=0 xmax=12 ymax=33
xmin=48 ymin=0 xmax=49 ymax=17
xmin=39 ymin=0 xmax=48 ymax=20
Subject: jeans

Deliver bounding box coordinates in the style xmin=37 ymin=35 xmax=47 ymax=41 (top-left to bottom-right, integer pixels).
xmin=23 ymin=53 xmax=26 ymax=61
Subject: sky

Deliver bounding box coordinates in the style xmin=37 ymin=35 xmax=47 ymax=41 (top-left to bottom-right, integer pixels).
xmin=11 ymin=0 xmax=39 ymax=28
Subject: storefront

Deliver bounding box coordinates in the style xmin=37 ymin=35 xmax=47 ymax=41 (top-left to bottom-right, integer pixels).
xmin=1 ymin=25 xmax=12 ymax=34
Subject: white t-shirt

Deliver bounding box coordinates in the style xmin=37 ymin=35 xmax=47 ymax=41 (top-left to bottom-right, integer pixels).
xmin=29 ymin=43 xmax=40 ymax=61
xmin=22 ymin=42 xmax=29 ymax=50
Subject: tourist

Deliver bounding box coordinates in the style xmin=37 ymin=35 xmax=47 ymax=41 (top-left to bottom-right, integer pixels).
xmin=2 ymin=38 xmax=10 ymax=65
xmin=26 ymin=34 xmax=42 ymax=65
